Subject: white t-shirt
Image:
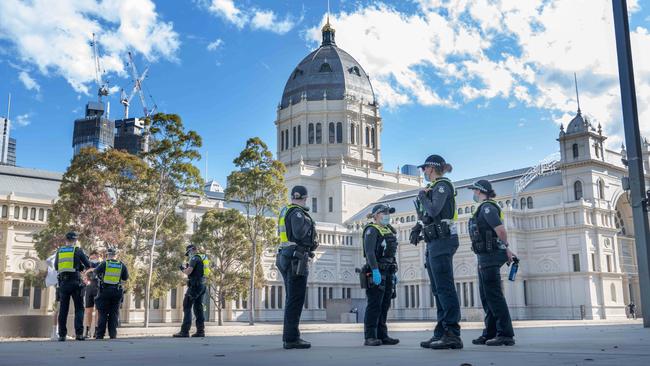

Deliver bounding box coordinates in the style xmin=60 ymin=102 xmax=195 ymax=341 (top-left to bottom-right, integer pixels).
xmin=45 ymin=254 xmax=58 ymax=287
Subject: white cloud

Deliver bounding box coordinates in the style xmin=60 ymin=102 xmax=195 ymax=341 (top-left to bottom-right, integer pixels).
xmin=0 ymin=0 xmax=180 ymax=94
xmin=14 ymin=113 xmax=32 ymax=127
xmin=207 ymin=38 xmax=224 ymax=51
xmin=202 ymin=0 xmax=298 ymax=34
xmin=304 ymin=0 xmax=650 ymax=144
xmin=18 ymin=71 xmax=40 ymax=93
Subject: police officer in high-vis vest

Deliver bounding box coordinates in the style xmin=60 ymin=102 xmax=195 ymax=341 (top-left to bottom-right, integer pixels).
xmin=174 ymin=244 xmax=210 ymax=338
xmin=413 ymin=155 xmax=463 ymax=350
xmin=362 ymin=204 xmax=400 ymax=347
xmin=94 ymin=247 xmax=129 ymax=339
xmin=468 ymin=180 xmax=516 ymax=346
xmin=276 ymin=185 xmax=317 ymax=350
xmin=54 ymin=231 xmax=91 ymax=341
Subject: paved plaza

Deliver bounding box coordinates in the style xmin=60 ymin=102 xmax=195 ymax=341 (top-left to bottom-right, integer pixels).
xmin=1 ymin=320 xmax=648 ymax=366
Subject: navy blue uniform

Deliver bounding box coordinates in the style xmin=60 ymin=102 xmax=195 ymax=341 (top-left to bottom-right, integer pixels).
xmin=474 ymin=201 xmax=514 ymax=339
xmin=54 ymin=246 xmax=91 ymax=338
xmin=181 ymin=254 xmax=206 ymax=334
xmin=418 ymin=180 xmax=461 ymax=338
xmin=94 ymin=260 xmax=129 ymax=339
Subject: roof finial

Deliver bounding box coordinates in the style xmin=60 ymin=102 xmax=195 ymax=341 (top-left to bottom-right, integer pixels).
xmin=327 ymin=0 xmax=330 ymax=26
xmin=574 ymin=72 xmax=581 ymax=115
xmin=321 ymin=0 xmax=336 ymax=46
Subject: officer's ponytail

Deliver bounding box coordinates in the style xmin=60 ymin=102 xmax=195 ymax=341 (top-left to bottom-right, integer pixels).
xmin=436 ymin=163 xmax=453 ymax=175
xmin=444 ymin=163 xmax=453 ymax=174
xmin=487 ymin=189 xmax=496 ymax=199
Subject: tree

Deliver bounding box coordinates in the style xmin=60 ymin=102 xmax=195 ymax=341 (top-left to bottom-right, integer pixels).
xmin=192 ymin=209 xmax=251 ymax=325
xmin=225 ymin=137 xmax=286 ymax=325
xmin=141 ymin=113 xmax=203 ymax=327
xmin=35 ymin=147 xmax=127 ymax=259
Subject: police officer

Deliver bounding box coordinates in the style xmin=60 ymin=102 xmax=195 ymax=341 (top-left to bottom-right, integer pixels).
xmin=276 ymin=185 xmax=318 ymax=349
xmin=362 ymin=204 xmax=400 ymax=346
xmin=174 ymin=244 xmax=209 ymax=338
xmin=94 ymin=247 xmax=129 ymax=339
xmin=413 ymin=155 xmax=463 ymax=350
xmin=54 ymin=231 xmax=91 ymax=341
xmin=468 ymin=180 xmax=516 ymax=346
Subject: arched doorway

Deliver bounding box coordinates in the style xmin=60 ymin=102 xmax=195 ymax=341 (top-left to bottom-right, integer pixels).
xmin=614 ymin=192 xmax=641 ymax=317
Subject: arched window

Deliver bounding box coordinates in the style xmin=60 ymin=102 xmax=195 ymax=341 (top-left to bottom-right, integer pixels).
xmin=610 ymin=284 xmax=617 ymax=302
xmin=319 ymin=63 xmax=332 ymax=72
xmin=22 ymin=207 xmax=28 ymax=220
xmin=572 ymin=143 xmax=579 ymax=159
xmin=14 ymin=206 xmax=20 ymax=219
xmin=308 ymin=123 xmax=314 ymax=144
xmin=292 ymin=126 xmax=296 ymax=147
xmin=38 ymin=208 xmax=45 ymax=221
xmin=329 ymin=122 xmax=335 ymax=143
xmin=458 ymin=208 xmax=463 ymax=215
xmin=471 ymin=206 xmax=476 ymax=213
xmin=297 ymin=125 xmax=301 ymax=145
xmin=284 ymin=130 xmax=289 ymax=150
xmin=464 ymin=207 xmax=470 ymax=214
xmin=371 ymin=127 xmax=376 ymax=148
xmin=527 ymin=197 xmax=533 ymax=209
xmin=365 ymin=126 xmax=370 ymax=147
xmin=598 ymin=179 xmax=605 ymax=200
xmin=411 ymin=215 xmax=416 ymax=221
xmin=1 ymin=205 xmax=7 ymax=218
xmin=520 ymin=197 xmax=526 ymax=210
xmin=498 ymin=201 xmax=504 ymax=208
xmin=280 ymin=130 xmax=285 ymax=151
xmin=316 ymin=123 xmax=322 ymax=144
xmin=350 ymin=123 xmax=356 ymax=144
xmin=574 ymin=181 xmax=583 ymax=200
xmin=30 ymin=208 xmax=36 ymax=220
xmin=400 ymin=217 xmax=405 ymax=223
xmin=506 ymin=200 xmax=511 ymax=207
xmin=336 ymin=122 xmax=343 ymax=143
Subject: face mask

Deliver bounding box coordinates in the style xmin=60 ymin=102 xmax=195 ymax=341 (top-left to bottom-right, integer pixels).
xmin=423 ymin=171 xmax=431 ymax=182
xmin=380 ymin=215 xmax=391 ymax=225
xmin=472 ymin=193 xmax=480 ymax=203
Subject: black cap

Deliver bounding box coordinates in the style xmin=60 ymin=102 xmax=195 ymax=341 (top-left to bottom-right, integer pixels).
xmin=291 ymin=185 xmax=308 ymax=200
xmin=370 ymin=204 xmax=396 ymax=216
xmin=468 ymin=179 xmax=493 ymax=194
xmin=418 ymin=154 xmax=446 ymax=169
xmin=106 ymin=247 xmax=117 ymax=256
xmin=185 ymin=244 xmax=196 ymax=256
xmin=66 ymin=231 xmax=78 ymax=241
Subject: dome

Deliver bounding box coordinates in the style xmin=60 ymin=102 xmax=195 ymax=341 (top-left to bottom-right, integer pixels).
xmin=279 ymin=21 xmax=376 ymax=109
xmin=565 ymin=110 xmax=593 ymax=134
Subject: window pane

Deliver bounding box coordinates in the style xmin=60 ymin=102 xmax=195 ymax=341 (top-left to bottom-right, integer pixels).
xmin=14 ymin=207 xmax=20 ymax=219
xmin=33 ymin=287 xmax=42 ymax=309
xmin=336 ymin=122 xmax=343 ymax=143
xmin=312 ymin=197 xmax=318 ymax=213
xmin=572 ymin=253 xmax=581 ymax=272
xmin=328 ymin=197 xmax=333 ymax=213
xmin=292 ymin=127 xmax=296 ymax=147
xmin=22 ymin=207 xmax=28 ymax=219
xmin=316 ymin=123 xmax=322 ymax=143
xmin=297 ymin=125 xmax=301 ymax=145
xmin=350 ymin=124 xmax=355 ymax=144
xmin=329 ymin=122 xmax=335 ymax=143
xmin=11 ymin=280 xmax=20 ymax=297
xmin=308 ymin=123 xmax=314 ymax=144
xmin=1 ymin=205 xmax=7 ymax=218
xmin=38 ymin=209 xmax=44 ymax=221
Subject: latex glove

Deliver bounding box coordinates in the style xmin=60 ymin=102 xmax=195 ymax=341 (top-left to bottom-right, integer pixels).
xmin=372 ymin=269 xmax=382 ymax=285
xmin=393 ymin=274 xmax=398 ymax=285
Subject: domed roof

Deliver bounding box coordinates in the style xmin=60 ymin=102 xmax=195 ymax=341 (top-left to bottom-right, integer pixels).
xmin=280 ymin=21 xmax=376 ymax=109
xmin=565 ymin=109 xmax=597 ymax=135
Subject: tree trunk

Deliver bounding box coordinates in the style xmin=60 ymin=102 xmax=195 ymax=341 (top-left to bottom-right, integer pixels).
xmin=248 ymin=237 xmax=256 ymax=325
xmin=144 ymin=169 xmax=165 ymax=328
xmin=218 ymin=292 xmax=224 ymax=326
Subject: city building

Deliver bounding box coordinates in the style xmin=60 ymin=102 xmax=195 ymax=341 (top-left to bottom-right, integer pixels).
xmin=1 ymin=116 xmax=16 ymax=166
xmin=114 ymin=117 xmax=148 ymax=155
xmin=72 ymin=102 xmax=114 ymax=155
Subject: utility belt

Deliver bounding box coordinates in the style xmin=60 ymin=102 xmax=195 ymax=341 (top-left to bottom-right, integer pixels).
xmin=100 ymin=283 xmax=123 ymax=292
xmin=279 ymin=243 xmax=314 ymax=277
xmin=187 ymin=278 xmax=205 ymax=288
xmin=58 ymin=272 xmax=81 ymax=284
xmin=377 ymin=262 xmax=398 ymax=272
xmin=471 ymin=231 xmax=499 ymax=254
xmin=423 ymin=220 xmax=452 ymax=241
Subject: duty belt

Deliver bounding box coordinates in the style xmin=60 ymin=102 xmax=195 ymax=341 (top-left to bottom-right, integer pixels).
xmin=278 ymin=242 xmax=297 ymax=250
xmin=378 ymin=263 xmax=398 ymax=272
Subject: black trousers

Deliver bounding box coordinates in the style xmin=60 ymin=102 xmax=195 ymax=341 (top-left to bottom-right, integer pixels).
xmin=58 ymin=281 xmax=84 ymax=337
xmin=95 ymin=286 xmax=123 ymax=338
xmin=426 ymin=238 xmax=461 ymax=336
xmin=425 ymin=253 xmax=445 ymax=338
xmin=181 ymin=284 xmax=206 ymax=333
xmin=478 ymin=264 xmax=514 ymax=338
xmin=276 ymin=247 xmax=307 ymax=342
xmin=364 ymin=269 xmax=394 ymax=340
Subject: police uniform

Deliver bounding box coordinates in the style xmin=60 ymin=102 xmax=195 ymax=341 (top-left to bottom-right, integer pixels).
xmin=415 ymin=155 xmax=462 ymax=349
xmin=175 ymin=246 xmax=209 ymax=337
xmin=94 ymin=252 xmax=129 ymax=339
xmin=468 ymin=180 xmax=515 ymax=346
xmin=276 ymin=185 xmax=317 ymax=349
xmin=362 ymin=204 xmax=399 ymax=346
xmin=53 ymin=232 xmax=91 ymax=341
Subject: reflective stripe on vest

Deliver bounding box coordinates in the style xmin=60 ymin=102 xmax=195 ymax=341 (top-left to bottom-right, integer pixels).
xmin=361 ymin=223 xmax=392 ymax=257
xmin=278 ymin=204 xmax=301 ymax=246
xmin=57 ymin=247 xmax=76 ymax=273
xmin=199 ymin=254 xmax=211 ymax=276
xmin=104 ymin=260 xmax=123 ymax=285
xmin=426 ymin=177 xmax=458 ymax=221
xmin=474 ymin=199 xmax=504 ymax=221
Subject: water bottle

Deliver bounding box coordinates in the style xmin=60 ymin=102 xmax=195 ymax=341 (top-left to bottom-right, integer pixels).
xmin=508 ymin=257 xmax=519 ymax=281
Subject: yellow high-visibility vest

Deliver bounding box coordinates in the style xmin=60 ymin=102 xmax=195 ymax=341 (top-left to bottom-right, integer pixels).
xmin=57 ymin=247 xmax=76 ymax=273
xmin=277 ymin=204 xmax=302 ymax=246
xmin=103 ymin=260 xmax=123 ymax=285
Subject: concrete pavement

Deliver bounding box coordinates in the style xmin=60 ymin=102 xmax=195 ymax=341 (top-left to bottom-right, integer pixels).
xmin=0 ymin=320 xmax=648 ymax=366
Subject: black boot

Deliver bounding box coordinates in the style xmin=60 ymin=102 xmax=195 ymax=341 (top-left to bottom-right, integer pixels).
xmin=485 ymin=336 xmax=515 ymax=346
xmin=75 ymin=334 xmax=86 ymax=341
xmin=58 ymin=336 xmax=66 ymax=342
xmin=283 ymin=338 xmax=311 ymax=349
xmin=381 ymin=337 xmax=400 ymax=345
xmin=364 ymin=338 xmax=382 ymax=346
xmin=173 ymin=331 xmax=190 ymax=338
xmin=420 ymin=335 xmax=441 ymax=348
xmin=429 ymin=332 xmax=463 ymax=350
xmin=191 ymin=331 xmax=205 ymax=338
xmin=472 ymin=336 xmax=490 ymax=345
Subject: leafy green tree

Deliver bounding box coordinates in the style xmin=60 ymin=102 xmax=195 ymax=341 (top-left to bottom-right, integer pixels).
xmin=192 ymin=209 xmax=251 ymax=325
xmin=225 ymin=137 xmax=286 ymax=325
xmin=141 ymin=113 xmax=203 ymax=327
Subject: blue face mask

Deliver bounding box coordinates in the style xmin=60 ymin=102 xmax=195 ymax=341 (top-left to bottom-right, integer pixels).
xmin=380 ymin=215 xmax=391 ymax=225
xmin=473 ymin=192 xmax=480 ymax=203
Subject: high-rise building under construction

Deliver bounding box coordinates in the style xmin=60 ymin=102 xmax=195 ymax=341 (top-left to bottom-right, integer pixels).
xmin=114 ymin=117 xmax=147 ymax=155
xmin=1 ymin=117 xmax=16 ymax=166
xmin=72 ymin=102 xmax=114 ymax=155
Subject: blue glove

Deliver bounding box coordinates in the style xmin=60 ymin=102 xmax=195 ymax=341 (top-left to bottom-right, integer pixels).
xmin=393 ymin=274 xmax=398 ymax=285
xmin=372 ymin=269 xmax=382 ymax=285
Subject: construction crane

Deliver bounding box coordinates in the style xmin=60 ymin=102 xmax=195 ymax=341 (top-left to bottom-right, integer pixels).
xmin=90 ymin=33 xmax=109 ymax=101
xmin=120 ymin=55 xmax=149 ymax=119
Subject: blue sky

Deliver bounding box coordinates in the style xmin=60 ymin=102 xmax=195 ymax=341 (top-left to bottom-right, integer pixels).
xmin=1 ymin=0 xmax=649 ymax=189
